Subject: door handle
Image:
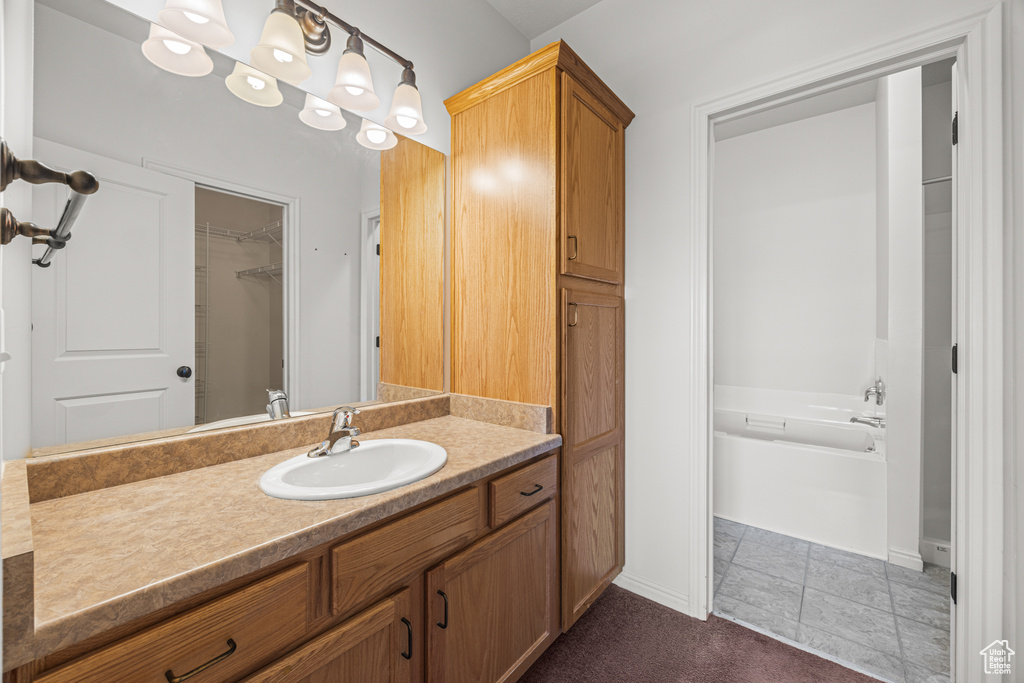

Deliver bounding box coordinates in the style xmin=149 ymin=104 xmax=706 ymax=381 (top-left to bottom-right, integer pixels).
xmin=400 ymin=618 xmax=412 ymax=659
xmin=436 ymin=590 xmax=449 ymax=629
xmin=567 ymin=303 xmax=579 ymax=327
xmin=567 ymin=234 xmax=578 ymax=260
xmin=176 ymin=366 xmax=193 ymax=379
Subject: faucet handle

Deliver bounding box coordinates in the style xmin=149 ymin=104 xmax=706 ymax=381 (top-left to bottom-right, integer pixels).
xmin=332 ymin=406 xmax=361 ymax=429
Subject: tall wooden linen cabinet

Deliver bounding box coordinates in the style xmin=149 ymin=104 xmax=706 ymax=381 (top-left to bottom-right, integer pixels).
xmin=446 ymin=41 xmax=633 ymax=630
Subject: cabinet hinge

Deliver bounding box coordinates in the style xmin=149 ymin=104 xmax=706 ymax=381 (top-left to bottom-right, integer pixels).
xmin=951 ymin=571 xmax=957 ymax=605
xmin=952 ymin=343 xmax=958 ymax=374
xmin=952 ymin=112 xmax=958 ymax=146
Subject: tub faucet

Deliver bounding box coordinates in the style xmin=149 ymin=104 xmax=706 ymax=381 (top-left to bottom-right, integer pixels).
xmin=851 ymin=416 xmax=886 ymax=428
xmin=863 ymin=378 xmax=886 ymax=406
xmin=267 ymin=389 xmax=290 ymax=420
xmin=307 ymin=407 xmax=361 ymax=458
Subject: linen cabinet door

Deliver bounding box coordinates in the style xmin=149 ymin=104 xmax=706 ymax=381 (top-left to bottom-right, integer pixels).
xmin=241 ymin=588 xmax=415 ymax=683
xmin=560 ymin=73 xmax=625 ymax=284
xmin=426 ymin=501 xmax=558 ymax=683
xmin=561 ymin=289 xmax=624 ymax=630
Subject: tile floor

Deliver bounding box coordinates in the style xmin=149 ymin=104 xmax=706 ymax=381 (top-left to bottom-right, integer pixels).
xmin=713 ymin=517 xmax=951 ymax=683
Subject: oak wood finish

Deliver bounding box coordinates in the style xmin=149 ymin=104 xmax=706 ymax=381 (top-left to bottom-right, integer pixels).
xmin=450 ymin=69 xmax=559 ymax=409
xmin=35 ymin=563 xmax=309 ymax=683
xmin=380 ymin=136 xmax=446 ymax=392
xmin=488 ymin=455 xmax=558 ymax=529
xmin=561 ymin=74 xmax=625 ymax=284
xmin=240 ymin=588 xmax=413 ymax=683
xmin=426 ymin=500 xmax=558 ymax=683
xmin=561 ymin=290 xmax=625 ymax=629
xmin=332 ymin=488 xmax=485 ymax=619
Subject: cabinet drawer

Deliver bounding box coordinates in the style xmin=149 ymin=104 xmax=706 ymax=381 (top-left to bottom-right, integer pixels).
xmin=489 ymin=455 xmax=558 ymax=528
xmin=333 ymin=488 xmax=484 ymax=618
xmin=36 ymin=563 xmax=309 ymax=683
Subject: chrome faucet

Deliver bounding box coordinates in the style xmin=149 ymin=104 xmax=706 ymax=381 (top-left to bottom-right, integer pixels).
xmin=851 ymin=415 xmax=886 ymax=428
xmin=863 ymin=378 xmax=886 ymax=406
xmin=267 ymin=389 xmax=290 ymax=420
xmin=307 ymin=406 xmax=361 ymax=458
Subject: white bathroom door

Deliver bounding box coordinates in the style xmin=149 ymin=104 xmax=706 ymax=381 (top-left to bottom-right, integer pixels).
xmin=947 ymin=60 xmax=959 ymax=675
xmin=31 ymin=139 xmax=195 ymax=449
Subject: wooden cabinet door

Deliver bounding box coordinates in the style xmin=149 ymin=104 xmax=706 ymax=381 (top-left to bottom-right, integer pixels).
xmin=560 ymin=289 xmax=624 ymax=629
xmin=560 ymin=73 xmax=625 ymax=284
xmin=426 ymin=500 xmax=558 ymax=683
xmin=241 ymin=588 xmax=415 ymax=683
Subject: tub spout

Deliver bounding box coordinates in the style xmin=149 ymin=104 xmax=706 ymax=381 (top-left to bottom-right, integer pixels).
xmin=850 ymin=416 xmax=885 ymax=429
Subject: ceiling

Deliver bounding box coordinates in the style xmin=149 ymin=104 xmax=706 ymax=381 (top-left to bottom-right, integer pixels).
xmin=484 ymin=0 xmax=604 ymax=39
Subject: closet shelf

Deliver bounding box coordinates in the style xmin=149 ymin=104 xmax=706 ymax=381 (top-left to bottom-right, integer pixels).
xmin=195 ymin=220 xmax=283 ymax=243
xmin=236 ymin=262 xmax=283 ymax=279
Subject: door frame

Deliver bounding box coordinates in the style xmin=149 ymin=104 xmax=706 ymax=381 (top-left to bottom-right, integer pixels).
xmin=688 ymin=8 xmax=1004 ymax=683
xmin=359 ymin=210 xmax=381 ymax=401
xmin=142 ymin=159 xmax=302 ymax=408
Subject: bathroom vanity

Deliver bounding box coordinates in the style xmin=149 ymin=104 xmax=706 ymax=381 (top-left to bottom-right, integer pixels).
xmin=2 ymin=395 xmax=562 ymax=682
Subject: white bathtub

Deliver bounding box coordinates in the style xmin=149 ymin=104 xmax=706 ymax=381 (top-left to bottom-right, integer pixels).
xmin=713 ymin=388 xmax=888 ymax=558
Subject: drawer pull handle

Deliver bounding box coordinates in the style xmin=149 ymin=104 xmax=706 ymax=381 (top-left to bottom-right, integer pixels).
xmin=520 ymin=484 xmax=544 ymax=497
xmin=165 ymin=639 xmax=236 ymax=683
xmin=401 ymin=618 xmax=413 ymax=659
xmin=436 ymin=590 xmax=449 ymax=629
xmin=568 ymin=234 xmax=578 ymax=260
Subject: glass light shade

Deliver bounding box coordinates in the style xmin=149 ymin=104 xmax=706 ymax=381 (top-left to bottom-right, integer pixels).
xmin=299 ymin=94 xmax=347 ymax=131
xmin=225 ymin=63 xmax=283 ymax=107
xmin=356 ymin=119 xmax=397 ymax=150
xmin=250 ymin=11 xmax=311 ymax=85
xmin=384 ymin=82 xmax=427 ymax=135
xmin=158 ymin=0 xmax=234 ymax=48
xmin=142 ymin=24 xmax=213 ymax=77
xmin=327 ymin=51 xmax=380 ymax=111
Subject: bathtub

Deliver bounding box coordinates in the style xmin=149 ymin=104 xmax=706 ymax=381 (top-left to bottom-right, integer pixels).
xmin=713 ymin=388 xmax=888 ymax=558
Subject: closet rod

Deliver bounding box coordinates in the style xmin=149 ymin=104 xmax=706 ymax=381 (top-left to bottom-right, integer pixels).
xmin=923 ymin=175 xmax=952 ymax=186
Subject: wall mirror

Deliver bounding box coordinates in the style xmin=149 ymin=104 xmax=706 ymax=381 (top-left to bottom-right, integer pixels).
xmin=28 ymin=0 xmax=446 ymax=456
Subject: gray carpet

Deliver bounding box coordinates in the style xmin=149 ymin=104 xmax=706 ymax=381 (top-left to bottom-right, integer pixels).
xmin=520 ymin=585 xmax=880 ymax=683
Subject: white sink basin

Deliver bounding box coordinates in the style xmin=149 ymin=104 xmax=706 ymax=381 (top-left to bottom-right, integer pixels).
xmin=259 ymin=439 xmax=447 ymax=501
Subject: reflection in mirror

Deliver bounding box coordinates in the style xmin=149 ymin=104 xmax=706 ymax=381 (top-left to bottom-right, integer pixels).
xmin=29 ymin=0 xmax=444 ymax=455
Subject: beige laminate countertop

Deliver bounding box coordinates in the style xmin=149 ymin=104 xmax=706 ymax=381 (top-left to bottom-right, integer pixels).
xmin=24 ymin=415 xmax=561 ymax=660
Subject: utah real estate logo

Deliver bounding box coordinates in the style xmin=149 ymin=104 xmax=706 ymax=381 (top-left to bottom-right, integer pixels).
xmin=980 ymin=640 xmax=1014 ymax=675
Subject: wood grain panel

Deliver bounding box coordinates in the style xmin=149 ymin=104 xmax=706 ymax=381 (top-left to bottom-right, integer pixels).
xmin=426 ymin=500 xmax=557 ymax=683
xmin=332 ymin=488 xmax=484 ymax=618
xmin=450 ymin=69 xmax=559 ymax=408
xmin=35 ymin=564 xmax=309 ymax=683
xmin=241 ymin=588 xmax=412 ymax=683
xmin=561 ymin=75 xmax=625 ymax=284
xmin=380 ymin=136 xmax=446 ymax=392
xmin=563 ymin=290 xmax=622 ymax=447
xmin=488 ymin=455 xmax=558 ymax=528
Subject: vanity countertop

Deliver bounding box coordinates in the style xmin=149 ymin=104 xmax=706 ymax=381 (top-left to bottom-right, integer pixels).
xmin=9 ymin=408 xmax=561 ymax=666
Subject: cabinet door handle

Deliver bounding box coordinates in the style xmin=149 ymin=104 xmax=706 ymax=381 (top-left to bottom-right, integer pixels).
xmin=436 ymin=590 xmax=449 ymax=629
xmin=165 ymin=639 xmax=236 ymax=683
xmin=568 ymin=302 xmax=579 ymax=327
xmin=567 ymin=234 xmax=578 ymax=260
xmin=400 ymin=618 xmax=412 ymax=659
xmin=520 ymin=484 xmax=543 ymax=497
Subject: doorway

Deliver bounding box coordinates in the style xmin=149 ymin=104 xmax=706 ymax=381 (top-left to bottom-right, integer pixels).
xmin=194 ymin=187 xmax=285 ymax=425
xmin=688 ymin=10 xmax=1005 ymax=683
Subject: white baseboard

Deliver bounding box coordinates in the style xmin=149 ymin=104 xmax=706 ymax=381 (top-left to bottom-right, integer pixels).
xmin=613 ymin=570 xmax=691 ymax=616
xmin=888 ymin=547 xmax=925 ymax=571
xmin=920 ymin=537 xmax=952 ymax=568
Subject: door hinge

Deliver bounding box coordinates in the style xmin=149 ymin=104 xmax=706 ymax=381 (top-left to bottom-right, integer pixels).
xmin=375 ymin=336 xmax=380 ymax=349
xmin=952 ymin=112 xmax=958 ymax=146
xmin=376 ymin=244 xmax=380 ymax=256
xmin=951 ymin=571 xmax=957 ymax=605
xmin=952 ymin=343 xmax=958 ymax=374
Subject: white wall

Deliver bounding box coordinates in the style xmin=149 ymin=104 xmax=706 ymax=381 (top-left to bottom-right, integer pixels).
xmin=107 ymin=0 xmax=531 ymax=155
xmin=882 ymin=68 xmax=925 ymax=570
xmin=713 ymin=103 xmax=877 ymax=397
xmin=531 ymin=0 xmax=1016 ymax=629
xmin=33 ymin=5 xmax=373 ymax=417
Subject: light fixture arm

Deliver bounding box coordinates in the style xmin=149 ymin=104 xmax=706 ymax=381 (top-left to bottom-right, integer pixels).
xmin=292 ymin=0 xmax=414 ymax=70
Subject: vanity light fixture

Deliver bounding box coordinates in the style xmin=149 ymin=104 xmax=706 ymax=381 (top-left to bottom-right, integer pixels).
xmin=384 ymin=67 xmax=427 ymax=134
xmin=142 ymin=24 xmax=213 ymax=77
xmin=225 ymin=63 xmax=283 ymax=107
xmin=356 ymin=119 xmax=397 ymax=150
xmin=157 ymin=0 xmax=234 ymax=48
xmin=251 ymin=3 xmax=313 ymax=84
xmin=327 ymin=33 xmax=379 ymax=111
xmin=299 ymin=94 xmax=347 ymax=130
